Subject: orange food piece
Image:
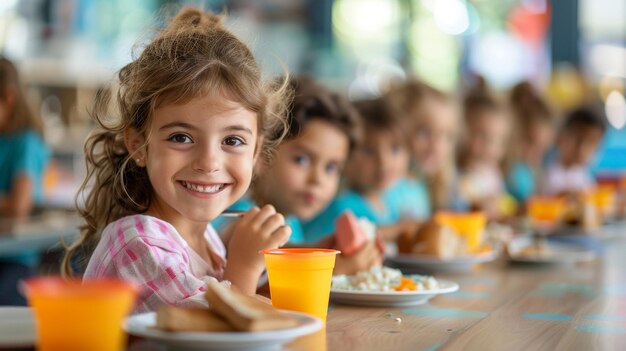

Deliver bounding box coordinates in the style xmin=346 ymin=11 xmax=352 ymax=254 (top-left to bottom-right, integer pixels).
xmin=393 ymin=277 xmax=417 ymax=291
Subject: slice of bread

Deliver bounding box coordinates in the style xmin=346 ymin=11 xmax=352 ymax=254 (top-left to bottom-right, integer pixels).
xmin=156 ymin=305 xmax=235 ymax=332
xmin=205 ymin=280 xmax=299 ymax=331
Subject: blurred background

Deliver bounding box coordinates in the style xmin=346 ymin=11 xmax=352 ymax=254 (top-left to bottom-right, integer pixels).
xmin=0 ymin=0 xmax=624 ymax=208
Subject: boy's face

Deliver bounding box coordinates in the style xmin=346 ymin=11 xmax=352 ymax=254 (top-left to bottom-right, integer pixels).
xmin=466 ymin=112 xmax=509 ymax=167
xmin=256 ymin=119 xmax=349 ymax=220
xmin=346 ymin=128 xmax=409 ymax=193
xmin=129 ymin=93 xmax=258 ymax=227
xmin=412 ymin=101 xmax=457 ymax=176
xmin=558 ymin=126 xmax=604 ymax=167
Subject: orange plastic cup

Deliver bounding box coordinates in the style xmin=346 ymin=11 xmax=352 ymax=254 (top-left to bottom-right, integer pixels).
xmin=23 ymin=277 xmax=137 ymax=351
xmin=261 ymin=248 xmax=339 ymax=323
xmin=434 ymin=212 xmax=487 ymax=253
xmin=527 ymin=196 xmax=566 ymax=226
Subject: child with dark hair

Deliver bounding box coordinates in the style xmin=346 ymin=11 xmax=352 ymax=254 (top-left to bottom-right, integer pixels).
xmin=217 ymin=76 xmax=381 ymax=275
xmin=542 ymin=106 xmax=606 ymax=195
xmin=304 ymin=96 xmax=425 ymax=242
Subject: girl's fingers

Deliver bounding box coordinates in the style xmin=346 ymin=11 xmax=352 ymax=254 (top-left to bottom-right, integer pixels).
xmin=258 ymin=213 xmax=286 ymax=238
xmin=268 ymin=225 xmax=292 ymax=248
xmin=238 ymin=206 xmax=261 ymax=227
xmin=248 ymin=205 xmax=277 ymax=232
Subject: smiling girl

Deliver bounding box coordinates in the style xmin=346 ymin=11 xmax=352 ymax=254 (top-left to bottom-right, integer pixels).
xmin=62 ymin=7 xmax=291 ymax=313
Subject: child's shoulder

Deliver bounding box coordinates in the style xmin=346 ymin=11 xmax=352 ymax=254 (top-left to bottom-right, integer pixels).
xmin=102 ymin=214 xmax=182 ymax=246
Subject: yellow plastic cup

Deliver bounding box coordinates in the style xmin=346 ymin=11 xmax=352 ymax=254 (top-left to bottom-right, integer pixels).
xmin=434 ymin=212 xmax=487 ymax=253
xmin=527 ymin=196 xmax=566 ymax=226
xmin=261 ymin=248 xmax=339 ymax=323
xmin=23 ymin=277 xmax=137 ymax=351
xmin=593 ymin=185 xmax=615 ymax=214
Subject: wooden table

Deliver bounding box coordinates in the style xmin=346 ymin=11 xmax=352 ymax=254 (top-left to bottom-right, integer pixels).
xmin=127 ymin=228 xmax=626 ymax=351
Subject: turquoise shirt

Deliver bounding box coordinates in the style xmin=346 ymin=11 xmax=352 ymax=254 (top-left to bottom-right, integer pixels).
xmin=0 ymin=129 xmax=49 ymax=205
xmin=506 ymin=161 xmax=535 ymax=202
xmin=302 ymin=190 xmax=399 ymax=243
xmin=211 ymin=195 xmax=305 ymax=244
xmin=383 ymin=178 xmax=431 ymax=220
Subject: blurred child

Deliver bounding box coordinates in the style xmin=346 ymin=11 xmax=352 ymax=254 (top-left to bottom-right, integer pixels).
xmin=304 ymin=97 xmax=419 ymax=241
xmin=542 ymin=106 xmax=606 ymax=195
xmin=218 ymin=77 xmax=382 ymax=275
xmin=457 ymin=78 xmax=512 ymax=218
xmin=386 ymin=79 xmax=460 ymax=211
xmin=506 ymin=81 xmax=555 ymax=202
xmin=62 ymin=8 xmax=291 ymax=312
xmin=0 ymin=58 xmax=49 ymax=218
xmin=0 ymin=57 xmax=50 ymax=305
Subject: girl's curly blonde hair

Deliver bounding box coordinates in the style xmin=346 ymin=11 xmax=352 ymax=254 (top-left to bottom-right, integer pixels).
xmin=62 ymin=7 xmax=290 ymax=277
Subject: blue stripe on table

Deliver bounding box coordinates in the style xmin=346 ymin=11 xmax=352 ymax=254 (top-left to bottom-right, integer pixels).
xmin=403 ymin=307 xmax=488 ymax=318
xmin=521 ymin=313 xmax=573 ymax=321
xmin=575 ymin=325 xmax=626 ymax=334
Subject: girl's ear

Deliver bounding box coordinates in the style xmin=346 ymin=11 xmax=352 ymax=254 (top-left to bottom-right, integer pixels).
xmin=124 ymin=127 xmax=147 ymax=167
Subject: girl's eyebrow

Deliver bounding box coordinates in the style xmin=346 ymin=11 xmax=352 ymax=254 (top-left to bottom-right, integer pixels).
xmin=158 ymin=122 xmax=252 ymax=136
xmin=159 ymin=122 xmax=197 ymax=131
xmin=223 ymin=125 xmax=253 ymax=135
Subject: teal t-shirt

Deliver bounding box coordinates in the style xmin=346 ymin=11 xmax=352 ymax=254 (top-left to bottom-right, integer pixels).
xmin=211 ymin=195 xmax=305 ymax=244
xmin=506 ymin=161 xmax=535 ymax=202
xmin=302 ymin=190 xmax=399 ymax=243
xmin=0 ymin=129 xmax=49 ymax=205
xmin=383 ymin=177 xmax=431 ymax=220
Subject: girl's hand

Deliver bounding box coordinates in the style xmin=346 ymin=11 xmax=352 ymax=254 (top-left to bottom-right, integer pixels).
xmin=223 ymin=205 xmax=291 ymax=294
xmin=333 ymin=240 xmax=383 ymax=276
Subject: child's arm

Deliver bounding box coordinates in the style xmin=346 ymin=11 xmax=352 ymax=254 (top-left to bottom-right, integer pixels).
xmin=0 ymin=175 xmax=34 ymax=218
xmin=223 ymin=205 xmax=291 ymax=295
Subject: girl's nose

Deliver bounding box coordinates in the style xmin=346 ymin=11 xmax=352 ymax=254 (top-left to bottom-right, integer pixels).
xmin=192 ymin=144 xmax=221 ymax=173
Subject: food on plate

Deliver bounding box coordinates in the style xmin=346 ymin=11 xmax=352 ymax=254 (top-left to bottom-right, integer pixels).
xmin=561 ymin=193 xmax=601 ymax=231
xmin=332 ymin=266 xmax=439 ymax=292
xmin=155 ymin=280 xmax=298 ymax=333
xmin=335 ymin=211 xmax=376 ymax=256
xmin=396 ymin=217 xmax=492 ymax=259
xmin=205 ymin=280 xmax=299 ymax=331
xmin=156 ymin=306 xmax=234 ymax=332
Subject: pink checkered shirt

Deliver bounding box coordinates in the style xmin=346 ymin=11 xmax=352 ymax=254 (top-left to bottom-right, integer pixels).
xmin=83 ymin=215 xmax=227 ymax=314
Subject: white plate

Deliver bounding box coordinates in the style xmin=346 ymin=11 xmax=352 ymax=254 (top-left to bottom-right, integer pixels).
xmin=330 ymin=279 xmax=459 ymax=307
xmin=124 ymin=310 xmax=322 ymax=351
xmin=0 ymin=306 xmax=36 ymax=348
xmin=507 ymin=236 xmax=596 ymax=264
xmin=386 ymin=250 xmax=498 ymax=273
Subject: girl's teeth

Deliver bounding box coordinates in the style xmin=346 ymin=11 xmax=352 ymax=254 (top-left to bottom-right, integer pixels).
xmin=183 ymin=182 xmax=222 ymax=193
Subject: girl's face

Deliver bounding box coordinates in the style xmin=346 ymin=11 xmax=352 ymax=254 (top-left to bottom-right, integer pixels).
xmin=465 ymin=111 xmax=509 ymax=168
xmin=346 ymin=128 xmax=409 ymax=194
xmin=558 ymin=126 xmax=604 ymax=167
xmin=411 ymin=101 xmax=457 ymax=176
xmin=524 ymin=121 xmax=554 ymax=163
xmin=130 ymin=93 xmax=258 ymax=226
xmin=255 ymin=120 xmax=349 ymax=220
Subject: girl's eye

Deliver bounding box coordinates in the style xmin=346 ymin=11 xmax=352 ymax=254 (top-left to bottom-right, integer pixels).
xmin=325 ymin=163 xmax=340 ymax=174
xmin=294 ymin=155 xmax=310 ymax=166
xmin=223 ymin=136 xmax=245 ymax=147
xmin=169 ymin=134 xmax=192 ymax=144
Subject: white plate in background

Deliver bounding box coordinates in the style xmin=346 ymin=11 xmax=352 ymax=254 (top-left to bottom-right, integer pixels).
xmin=386 ymin=250 xmax=498 ymax=274
xmin=330 ymin=280 xmax=459 ymax=307
xmin=506 ymin=236 xmax=596 ymax=264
